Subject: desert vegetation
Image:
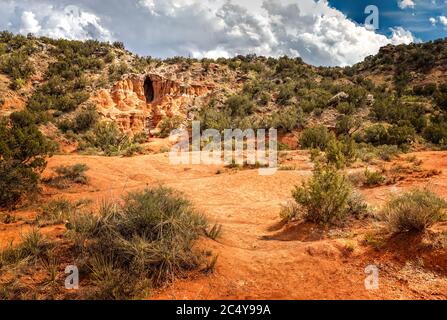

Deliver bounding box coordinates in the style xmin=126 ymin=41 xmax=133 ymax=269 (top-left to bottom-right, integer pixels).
xmin=0 ymin=187 xmax=218 ymax=299
xmin=1 ymin=33 xmax=447 ymax=300
xmin=383 ymin=189 xmax=447 ymax=233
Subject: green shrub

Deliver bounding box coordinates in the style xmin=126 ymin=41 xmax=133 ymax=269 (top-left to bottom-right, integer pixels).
xmin=0 ymin=52 xmax=34 ymax=81
xmin=300 ymin=126 xmax=331 ymax=150
xmin=198 ymin=106 xmax=232 ymax=132
xmin=376 ymin=145 xmax=401 ymax=161
xmin=83 ymin=122 xmax=131 ymax=156
xmin=363 ymin=124 xmax=389 ymax=146
xmin=269 ymin=106 xmax=305 ymax=132
xmin=383 ymin=189 xmax=447 ymax=233
xmin=292 ymin=164 xmax=353 ymax=225
xmin=276 ymin=83 xmax=295 ymax=106
xmin=0 ymin=230 xmax=52 ymax=268
xmin=156 ymin=116 xmax=184 ymax=138
xmin=335 ymin=115 xmax=360 ymax=136
xmin=325 ymin=136 xmax=357 ymax=169
xmin=387 ymin=124 xmax=416 ymax=146
xmin=224 ymin=95 xmax=254 ymax=117
xmin=364 ymin=168 xmax=385 ymax=187
xmin=38 ymin=199 xmax=90 ymax=227
xmin=66 ymin=187 xmax=210 ymax=299
xmin=45 ymin=164 xmax=89 ymax=189
xmin=73 ymin=107 xmax=99 ymax=132
xmin=423 ymin=122 xmax=447 ymax=145
xmin=336 ymin=102 xmax=355 ymax=115
xmin=0 ymin=111 xmax=55 ymax=208
xmin=58 ymin=107 xmax=99 ymax=134
xmin=132 ymin=132 xmax=148 ymax=144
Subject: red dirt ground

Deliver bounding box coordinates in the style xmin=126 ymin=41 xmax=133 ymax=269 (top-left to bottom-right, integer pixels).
xmin=1 ymin=151 xmax=446 ymax=300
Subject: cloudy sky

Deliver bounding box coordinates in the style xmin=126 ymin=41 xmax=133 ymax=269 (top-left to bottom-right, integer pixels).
xmin=0 ymin=0 xmax=446 ymax=66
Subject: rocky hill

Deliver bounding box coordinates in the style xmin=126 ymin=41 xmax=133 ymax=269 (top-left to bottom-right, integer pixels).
xmin=1 ymin=31 xmax=447 ymax=153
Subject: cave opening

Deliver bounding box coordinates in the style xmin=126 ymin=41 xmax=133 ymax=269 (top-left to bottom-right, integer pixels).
xmin=144 ymin=77 xmax=154 ymax=103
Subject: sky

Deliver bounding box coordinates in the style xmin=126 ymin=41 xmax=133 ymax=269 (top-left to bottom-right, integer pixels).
xmin=0 ymin=0 xmax=446 ymax=67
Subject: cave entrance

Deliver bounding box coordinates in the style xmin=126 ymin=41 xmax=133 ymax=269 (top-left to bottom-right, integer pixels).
xmin=144 ymin=77 xmax=154 ymax=103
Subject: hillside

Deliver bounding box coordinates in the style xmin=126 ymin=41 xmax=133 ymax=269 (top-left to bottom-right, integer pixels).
xmin=0 ymin=32 xmax=447 ymax=154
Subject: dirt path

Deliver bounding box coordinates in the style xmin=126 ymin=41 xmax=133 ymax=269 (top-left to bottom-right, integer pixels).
xmin=3 ymin=151 xmax=446 ymax=299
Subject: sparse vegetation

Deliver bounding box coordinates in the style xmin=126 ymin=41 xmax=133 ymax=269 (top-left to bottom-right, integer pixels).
xmin=37 ymin=199 xmax=91 ymax=227
xmin=300 ymin=126 xmax=331 ymax=150
xmin=79 ymin=122 xmax=141 ymax=156
xmin=0 ymin=111 xmax=55 ymax=209
xmin=45 ymin=164 xmax=89 ymax=189
xmin=65 ymin=187 xmax=212 ymax=299
xmin=0 ymin=230 xmax=52 ymax=268
xmin=383 ymin=189 xmax=447 ymax=233
xmin=290 ymin=163 xmax=365 ymax=225
xmin=364 ymin=168 xmax=386 ymax=187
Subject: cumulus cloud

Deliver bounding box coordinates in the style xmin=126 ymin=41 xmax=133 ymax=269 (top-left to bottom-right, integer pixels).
xmin=429 ymin=17 xmax=437 ymax=26
xmin=389 ymin=27 xmax=416 ymax=44
xmin=0 ymin=1 xmax=112 ymax=41
xmin=19 ymin=11 xmax=41 ymax=34
xmin=440 ymin=16 xmax=447 ymax=27
xmin=398 ymin=0 xmax=416 ymax=9
xmin=0 ymin=0 xmax=416 ymax=66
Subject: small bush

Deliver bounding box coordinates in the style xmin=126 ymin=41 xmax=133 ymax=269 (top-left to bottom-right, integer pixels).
xmin=383 ymin=189 xmax=447 ymax=233
xmin=376 ymin=145 xmax=401 ymax=161
xmin=45 ymin=164 xmax=89 ymax=189
xmin=363 ymin=124 xmax=389 ymax=146
xmin=0 ymin=52 xmax=34 ymax=81
xmin=132 ymin=132 xmax=148 ymax=144
xmin=66 ymin=187 xmax=211 ymax=299
xmin=269 ymin=106 xmax=305 ymax=132
xmin=364 ymin=168 xmax=385 ymax=187
xmin=82 ymin=122 xmax=131 ymax=156
xmin=73 ymin=107 xmax=99 ymax=133
xmin=280 ymin=201 xmax=302 ymax=221
xmin=156 ymin=116 xmax=184 ymax=138
xmin=224 ymin=95 xmax=254 ymax=117
xmin=38 ymin=199 xmax=90 ymax=227
xmin=300 ymin=126 xmax=331 ymax=150
xmin=0 ymin=111 xmax=55 ymax=208
xmin=0 ymin=230 xmax=52 ymax=268
xmin=292 ymin=164 xmax=353 ymax=225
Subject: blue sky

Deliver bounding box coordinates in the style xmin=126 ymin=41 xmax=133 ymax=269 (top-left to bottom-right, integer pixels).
xmin=329 ymin=0 xmax=447 ymax=42
xmin=0 ymin=0 xmax=446 ymax=66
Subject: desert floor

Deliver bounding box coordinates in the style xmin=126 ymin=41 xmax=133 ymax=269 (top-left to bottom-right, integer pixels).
xmin=1 ymin=151 xmax=447 ymax=299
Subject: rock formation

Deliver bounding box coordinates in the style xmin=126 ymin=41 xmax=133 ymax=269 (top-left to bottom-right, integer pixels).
xmin=91 ymin=73 xmax=212 ymax=135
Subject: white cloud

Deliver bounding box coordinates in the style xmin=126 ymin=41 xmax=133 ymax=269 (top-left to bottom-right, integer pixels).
xmin=440 ymin=16 xmax=447 ymax=27
xmin=398 ymin=0 xmax=416 ymax=9
xmin=0 ymin=2 xmax=112 ymax=41
xmin=19 ymin=11 xmax=41 ymax=34
xmin=429 ymin=17 xmax=437 ymax=26
xmin=0 ymin=0 xmax=416 ymax=66
xmin=389 ymin=27 xmax=416 ymax=44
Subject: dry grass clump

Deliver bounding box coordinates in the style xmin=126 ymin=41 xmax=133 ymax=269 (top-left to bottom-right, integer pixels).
xmin=383 ymin=189 xmax=447 ymax=233
xmin=67 ymin=186 xmax=212 ymax=299
xmin=45 ymin=164 xmax=89 ymax=189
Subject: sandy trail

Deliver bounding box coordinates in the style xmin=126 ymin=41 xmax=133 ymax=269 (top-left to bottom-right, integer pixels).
xmin=2 ymin=151 xmax=446 ymax=299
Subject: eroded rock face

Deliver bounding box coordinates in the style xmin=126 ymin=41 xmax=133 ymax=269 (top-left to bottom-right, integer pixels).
xmin=91 ymin=73 xmax=212 ymax=135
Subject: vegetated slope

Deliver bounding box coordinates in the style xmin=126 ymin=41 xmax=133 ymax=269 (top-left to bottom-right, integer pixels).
xmin=1 ymin=32 xmax=447 ymax=155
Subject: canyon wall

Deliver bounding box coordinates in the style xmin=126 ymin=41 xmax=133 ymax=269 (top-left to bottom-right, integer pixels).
xmin=91 ymin=73 xmax=212 ymax=135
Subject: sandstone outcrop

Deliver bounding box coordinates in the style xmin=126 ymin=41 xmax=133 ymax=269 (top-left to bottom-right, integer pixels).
xmin=91 ymin=73 xmax=212 ymax=135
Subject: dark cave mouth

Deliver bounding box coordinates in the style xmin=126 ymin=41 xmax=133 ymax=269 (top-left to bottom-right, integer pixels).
xmin=144 ymin=77 xmax=154 ymax=103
